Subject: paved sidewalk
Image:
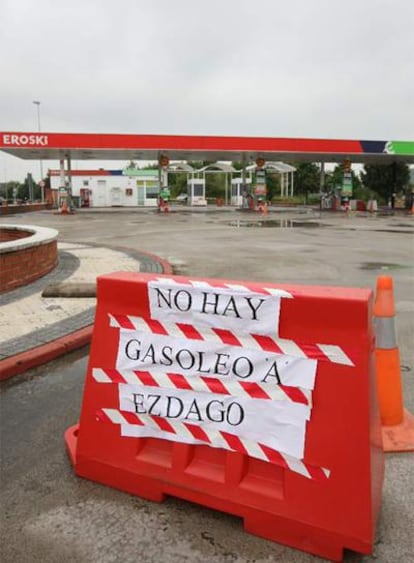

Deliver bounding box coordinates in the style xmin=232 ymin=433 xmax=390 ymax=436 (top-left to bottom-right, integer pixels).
xmin=0 ymin=242 xmax=171 ymax=379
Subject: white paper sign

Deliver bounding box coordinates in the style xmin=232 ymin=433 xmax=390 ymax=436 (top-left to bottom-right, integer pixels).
xmin=118 ymin=383 xmax=309 ymax=459
xmin=116 ymin=329 xmax=318 ymax=390
xmin=148 ymin=280 xmax=283 ymax=336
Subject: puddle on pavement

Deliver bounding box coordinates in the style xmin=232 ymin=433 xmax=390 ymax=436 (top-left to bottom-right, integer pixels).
xmin=127 ymin=221 xmax=151 ymax=225
xmin=228 ymin=219 xmax=324 ymax=228
xmin=359 ymin=262 xmax=410 ymax=271
xmin=371 ymin=229 xmax=414 ymax=234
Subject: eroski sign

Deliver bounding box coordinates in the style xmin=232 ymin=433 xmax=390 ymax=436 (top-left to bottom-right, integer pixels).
xmin=2 ymin=134 xmax=49 ymax=146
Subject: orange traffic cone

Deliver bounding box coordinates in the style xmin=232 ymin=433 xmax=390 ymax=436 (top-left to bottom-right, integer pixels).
xmin=373 ymin=275 xmax=414 ymax=452
xmin=60 ymin=199 xmax=69 ymax=214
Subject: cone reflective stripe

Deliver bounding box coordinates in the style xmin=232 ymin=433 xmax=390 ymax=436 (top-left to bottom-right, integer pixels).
xmin=374 ymin=316 xmax=397 ymax=349
xmin=373 ymin=276 xmax=404 ymax=427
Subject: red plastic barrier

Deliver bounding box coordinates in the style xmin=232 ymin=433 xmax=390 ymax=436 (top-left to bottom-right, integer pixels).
xmin=66 ymin=272 xmax=384 ymax=561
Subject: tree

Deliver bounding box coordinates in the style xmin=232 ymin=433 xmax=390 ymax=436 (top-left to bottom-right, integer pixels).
xmin=264 ymin=170 xmax=280 ymax=201
xmin=291 ymin=162 xmax=320 ymax=202
xmin=360 ymin=162 xmax=410 ymax=202
xmin=15 ymin=174 xmax=42 ymax=202
xmin=327 ymin=164 xmax=344 ymax=191
xmin=205 ymin=173 xmax=224 ymax=200
xmin=168 ymin=171 xmax=188 ymax=196
xmin=0 ymin=181 xmax=21 ymax=201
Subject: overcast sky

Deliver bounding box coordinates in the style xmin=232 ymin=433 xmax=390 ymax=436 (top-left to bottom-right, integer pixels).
xmin=1 ymin=0 xmax=413 ymax=182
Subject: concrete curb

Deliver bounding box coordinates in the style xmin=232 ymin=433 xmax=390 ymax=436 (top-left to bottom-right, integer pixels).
xmin=0 ymin=326 xmax=93 ymax=381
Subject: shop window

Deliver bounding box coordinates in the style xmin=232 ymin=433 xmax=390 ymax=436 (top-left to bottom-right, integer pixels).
xmin=146 ymin=186 xmax=159 ymax=199
xmin=193 ymin=184 xmax=204 ymax=196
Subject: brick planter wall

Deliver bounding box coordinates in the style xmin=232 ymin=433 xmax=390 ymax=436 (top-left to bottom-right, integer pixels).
xmin=0 ymin=225 xmax=59 ymax=294
xmin=0 ymin=229 xmax=32 ymax=242
xmin=0 ymin=203 xmax=53 ymax=216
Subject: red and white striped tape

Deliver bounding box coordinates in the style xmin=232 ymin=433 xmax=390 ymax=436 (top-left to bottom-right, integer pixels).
xmin=96 ymin=407 xmax=330 ymax=481
xmin=92 ymin=368 xmax=312 ymax=406
xmin=151 ymin=277 xmax=294 ymax=298
xmin=109 ymin=314 xmax=354 ymax=366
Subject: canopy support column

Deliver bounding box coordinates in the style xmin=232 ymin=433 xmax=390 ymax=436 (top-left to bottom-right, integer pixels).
xmin=67 ymin=155 xmax=73 ymax=209
xmin=320 ymin=162 xmax=325 ymax=197
xmin=58 ymin=158 xmax=65 ymax=207
xmin=241 ymin=154 xmax=248 ymax=208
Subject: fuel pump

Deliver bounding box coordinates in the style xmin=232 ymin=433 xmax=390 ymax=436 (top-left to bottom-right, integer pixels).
xmin=158 ymin=155 xmax=170 ymax=212
xmin=253 ymin=157 xmax=267 ymax=210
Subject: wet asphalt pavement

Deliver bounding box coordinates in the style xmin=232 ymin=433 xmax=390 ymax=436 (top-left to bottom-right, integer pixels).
xmin=1 ymin=207 xmax=413 ymax=562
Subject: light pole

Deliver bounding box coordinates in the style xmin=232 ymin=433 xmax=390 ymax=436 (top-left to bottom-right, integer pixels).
xmin=32 ymin=100 xmax=44 ymax=201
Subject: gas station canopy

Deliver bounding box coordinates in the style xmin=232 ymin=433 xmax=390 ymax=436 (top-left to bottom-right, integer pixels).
xmin=1 ymin=132 xmax=413 ymax=164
